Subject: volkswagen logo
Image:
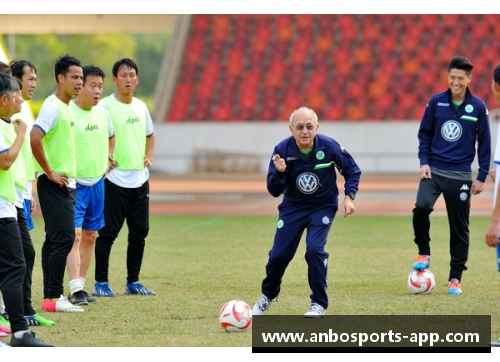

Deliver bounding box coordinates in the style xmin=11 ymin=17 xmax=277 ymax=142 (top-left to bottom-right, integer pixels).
xmin=296 ymin=172 xmax=319 ymax=194
xmin=441 ymin=120 xmax=462 ymax=142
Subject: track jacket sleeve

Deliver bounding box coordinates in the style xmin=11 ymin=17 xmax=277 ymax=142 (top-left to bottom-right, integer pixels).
xmin=476 ymin=104 xmax=491 ymax=183
xmin=267 ymin=146 xmax=286 ymax=198
xmin=418 ymin=100 xmax=436 ymax=166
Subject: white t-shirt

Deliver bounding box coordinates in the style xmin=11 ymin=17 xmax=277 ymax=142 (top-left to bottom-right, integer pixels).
xmin=99 ymin=95 xmax=154 ymax=188
xmin=33 ymin=100 xmax=76 ymax=189
xmin=0 ymin=128 xmax=17 ymax=219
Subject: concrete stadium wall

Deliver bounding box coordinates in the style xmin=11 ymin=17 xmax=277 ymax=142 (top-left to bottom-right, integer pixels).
xmin=152 ymin=121 xmax=479 ymax=174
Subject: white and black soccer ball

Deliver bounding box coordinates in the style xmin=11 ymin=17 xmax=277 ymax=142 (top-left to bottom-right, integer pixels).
xmin=407 ymin=269 xmax=436 ymax=294
xmin=219 ymin=300 xmax=252 ymax=332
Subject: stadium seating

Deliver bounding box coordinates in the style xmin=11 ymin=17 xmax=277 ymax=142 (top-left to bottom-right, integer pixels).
xmin=167 ymin=14 xmax=500 ymax=122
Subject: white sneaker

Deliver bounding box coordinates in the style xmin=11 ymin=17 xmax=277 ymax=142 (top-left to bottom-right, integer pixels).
xmin=55 ymin=295 xmax=84 ymax=313
xmin=304 ymin=303 xmax=325 ymax=318
xmin=252 ymin=295 xmax=277 ymax=316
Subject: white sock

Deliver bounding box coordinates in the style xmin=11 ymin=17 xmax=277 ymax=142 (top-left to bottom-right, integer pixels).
xmin=1 ymin=294 xmax=5 ymax=314
xmin=69 ymin=279 xmax=84 ymax=295
xmin=14 ymin=330 xmax=29 ymax=338
xmin=79 ymin=277 xmax=86 ymax=291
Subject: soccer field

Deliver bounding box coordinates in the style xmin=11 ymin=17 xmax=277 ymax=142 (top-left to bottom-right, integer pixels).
xmin=24 ymin=215 xmax=499 ymax=347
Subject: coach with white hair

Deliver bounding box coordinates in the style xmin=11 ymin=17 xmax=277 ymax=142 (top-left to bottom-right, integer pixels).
xmin=251 ymin=106 xmax=361 ymax=317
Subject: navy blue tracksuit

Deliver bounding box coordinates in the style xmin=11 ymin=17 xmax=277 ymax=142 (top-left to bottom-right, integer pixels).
xmin=414 ymin=88 xmax=491 ymax=282
xmin=261 ymin=134 xmax=361 ymax=309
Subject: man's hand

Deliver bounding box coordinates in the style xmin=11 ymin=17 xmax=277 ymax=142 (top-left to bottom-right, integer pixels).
xmin=471 ymin=179 xmax=484 ymax=195
xmin=342 ymin=196 xmax=356 ymax=218
xmin=419 ymin=164 xmax=431 ymax=179
xmin=273 ymin=154 xmax=286 ymax=172
xmin=47 ymin=170 xmax=68 ymax=187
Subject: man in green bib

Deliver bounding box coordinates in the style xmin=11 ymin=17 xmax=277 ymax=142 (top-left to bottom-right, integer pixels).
xmin=66 ymin=65 xmax=115 ymax=305
xmin=31 ymin=55 xmax=84 ymax=312
xmin=93 ymin=58 xmax=156 ymax=297
xmin=0 ymin=73 xmax=53 ymax=346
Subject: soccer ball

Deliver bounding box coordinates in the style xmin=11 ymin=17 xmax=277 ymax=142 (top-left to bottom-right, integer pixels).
xmin=219 ymin=300 xmax=252 ymax=332
xmin=407 ymin=269 xmax=436 ymax=294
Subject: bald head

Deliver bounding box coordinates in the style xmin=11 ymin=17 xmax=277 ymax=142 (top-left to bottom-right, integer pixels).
xmin=289 ymin=107 xmax=318 ymax=125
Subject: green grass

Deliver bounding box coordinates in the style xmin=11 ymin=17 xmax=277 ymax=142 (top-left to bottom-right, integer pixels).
xmin=24 ymin=215 xmax=500 ymax=347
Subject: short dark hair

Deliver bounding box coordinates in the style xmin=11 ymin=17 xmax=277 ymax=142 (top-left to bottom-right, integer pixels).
xmin=448 ymin=56 xmax=473 ymax=75
xmin=493 ymin=64 xmax=500 ymax=85
xmin=0 ymin=73 xmax=20 ymax=97
xmin=82 ymin=65 xmax=105 ymax=84
xmin=0 ymin=62 xmax=11 ymax=75
xmin=54 ymin=54 xmax=82 ymax=84
xmin=112 ymin=58 xmax=139 ymax=77
xmin=9 ymin=60 xmax=37 ymax=81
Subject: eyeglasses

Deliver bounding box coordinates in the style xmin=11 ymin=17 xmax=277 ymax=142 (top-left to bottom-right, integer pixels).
xmin=294 ymin=124 xmax=316 ymax=131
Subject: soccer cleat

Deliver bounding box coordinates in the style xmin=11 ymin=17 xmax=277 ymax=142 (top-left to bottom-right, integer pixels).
xmin=82 ymin=290 xmax=98 ymax=304
xmin=68 ymin=291 xmax=89 ymax=306
xmin=413 ymin=255 xmax=430 ymax=270
xmin=41 ymin=295 xmax=84 ymax=313
xmin=0 ymin=315 xmax=10 ymax=330
xmin=252 ymin=295 xmax=278 ymax=316
xmin=447 ymin=278 xmax=462 ymax=295
xmin=124 ymin=282 xmax=156 ymax=296
xmin=0 ymin=323 xmax=10 ymax=334
xmin=304 ymin=303 xmax=326 ymax=318
xmin=0 ymin=331 xmax=8 ymax=338
xmin=93 ymin=282 xmax=117 ymax=297
xmin=487 ymin=338 xmax=500 ymax=347
xmin=10 ymin=331 xmax=54 ymax=347
xmin=0 ymin=338 xmax=11 ymax=346
xmin=25 ymin=313 xmax=55 ymax=327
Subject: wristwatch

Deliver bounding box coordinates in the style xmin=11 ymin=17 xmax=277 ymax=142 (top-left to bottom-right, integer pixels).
xmin=108 ymin=153 xmax=115 ymax=162
xmin=345 ymin=192 xmax=356 ymax=201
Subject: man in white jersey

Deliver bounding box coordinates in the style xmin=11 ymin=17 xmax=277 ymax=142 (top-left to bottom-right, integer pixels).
xmin=9 ymin=60 xmax=54 ymax=326
xmin=484 ymin=63 xmax=500 ymax=348
xmin=0 ymin=73 xmax=53 ymax=346
xmin=66 ymin=65 xmax=115 ymax=305
xmin=93 ymin=58 xmax=156 ymax=297
xmin=31 ymin=55 xmax=84 ymax=312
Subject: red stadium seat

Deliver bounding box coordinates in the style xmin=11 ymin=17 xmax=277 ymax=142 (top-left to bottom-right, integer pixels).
xmin=368 ymin=83 xmax=387 ymax=99
xmin=324 ymin=106 xmax=344 ymax=120
xmin=402 ymin=59 xmax=421 ymax=75
xmin=420 ymin=14 xmax=439 ymax=28
xmin=307 ymin=93 xmax=326 ymax=110
xmin=346 ymin=83 xmax=366 ymax=98
xmin=346 ymin=105 xmax=367 ymax=121
xmin=379 ymin=36 xmax=398 ymax=52
xmin=212 ymin=106 xmax=233 ymax=121
xmin=442 ymin=14 xmax=460 ymax=28
xmin=353 ymin=48 xmax=371 ymax=65
xmin=234 ymin=108 xmax=254 ymax=121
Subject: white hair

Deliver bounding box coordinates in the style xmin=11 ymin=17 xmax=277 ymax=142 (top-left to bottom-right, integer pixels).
xmin=289 ymin=107 xmax=319 ymax=125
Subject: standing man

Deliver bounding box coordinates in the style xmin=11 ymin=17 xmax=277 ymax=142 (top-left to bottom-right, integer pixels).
xmin=94 ymin=58 xmax=156 ymax=297
xmin=66 ymin=65 xmax=115 ymax=305
xmin=31 ymin=54 xmax=84 ymax=312
xmin=0 ymin=73 xmax=53 ymax=346
xmin=413 ymin=56 xmax=491 ymax=294
xmin=9 ymin=60 xmax=54 ymax=326
xmin=484 ymin=63 xmax=500 ymax=348
xmin=252 ymin=107 xmax=361 ymax=317
xmin=10 ymin=60 xmax=38 ymax=232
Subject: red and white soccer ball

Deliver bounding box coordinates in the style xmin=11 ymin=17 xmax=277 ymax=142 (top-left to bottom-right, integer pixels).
xmin=407 ymin=269 xmax=436 ymax=294
xmin=219 ymin=300 xmax=252 ymax=332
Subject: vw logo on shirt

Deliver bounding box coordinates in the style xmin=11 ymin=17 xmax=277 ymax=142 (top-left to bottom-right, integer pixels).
xmin=296 ymin=172 xmax=319 ymax=194
xmin=441 ymin=120 xmax=462 ymax=142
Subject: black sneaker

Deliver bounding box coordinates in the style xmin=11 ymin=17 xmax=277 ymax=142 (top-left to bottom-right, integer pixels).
xmin=68 ymin=291 xmax=89 ymax=306
xmin=10 ymin=331 xmax=54 ymax=347
xmin=82 ymin=291 xmax=98 ymax=304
